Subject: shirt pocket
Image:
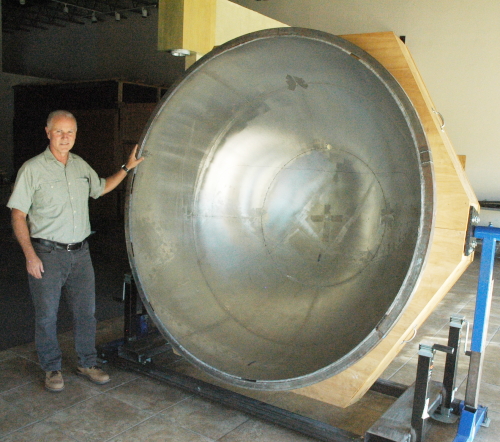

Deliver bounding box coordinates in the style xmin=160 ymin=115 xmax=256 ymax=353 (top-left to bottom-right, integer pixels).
xmin=35 ymin=180 xmax=67 ymax=207
xmin=75 ymin=177 xmax=90 ymax=201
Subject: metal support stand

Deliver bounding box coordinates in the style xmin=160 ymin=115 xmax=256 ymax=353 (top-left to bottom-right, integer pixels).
xmin=452 ymin=226 xmax=499 ymax=442
xmin=365 ymin=318 xmax=462 ymax=442
xmin=116 ymin=274 xmax=171 ymax=364
xmin=411 ymin=343 xmax=453 ymax=442
xmin=433 ymin=316 xmax=465 ymax=423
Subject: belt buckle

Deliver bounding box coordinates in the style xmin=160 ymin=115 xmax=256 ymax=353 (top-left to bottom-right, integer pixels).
xmin=66 ymin=244 xmax=72 ymax=251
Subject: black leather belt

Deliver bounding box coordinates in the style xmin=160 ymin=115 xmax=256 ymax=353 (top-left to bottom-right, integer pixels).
xmin=31 ymin=237 xmax=86 ymax=251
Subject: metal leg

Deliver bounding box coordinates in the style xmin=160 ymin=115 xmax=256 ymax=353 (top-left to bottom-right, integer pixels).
xmin=411 ymin=343 xmax=454 ymax=442
xmin=123 ymin=273 xmax=151 ymax=342
xmin=453 ymin=225 xmax=499 ymax=442
xmin=442 ymin=317 xmax=463 ymax=411
xmin=432 ymin=316 xmax=465 ymax=423
xmin=118 ymin=273 xmax=172 ymax=364
xmin=123 ymin=273 xmax=136 ymax=342
xmin=411 ymin=345 xmax=435 ymax=442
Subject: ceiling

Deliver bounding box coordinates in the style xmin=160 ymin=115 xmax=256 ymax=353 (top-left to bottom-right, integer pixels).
xmin=2 ymin=0 xmax=158 ymax=33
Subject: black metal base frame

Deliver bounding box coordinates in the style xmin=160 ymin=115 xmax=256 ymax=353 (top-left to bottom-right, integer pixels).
xmin=99 ymin=340 xmax=360 ymax=442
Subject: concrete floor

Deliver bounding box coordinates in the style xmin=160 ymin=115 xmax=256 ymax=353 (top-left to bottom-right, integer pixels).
xmin=1 ymin=257 xmax=499 ymax=441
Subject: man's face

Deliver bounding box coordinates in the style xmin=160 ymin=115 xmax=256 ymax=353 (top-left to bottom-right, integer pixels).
xmin=45 ymin=116 xmax=77 ymax=157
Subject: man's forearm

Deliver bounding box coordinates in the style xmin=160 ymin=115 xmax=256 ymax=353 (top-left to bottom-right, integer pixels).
xmin=102 ymin=144 xmax=144 ymax=196
xmin=12 ymin=208 xmax=44 ymax=279
xmin=102 ymin=169 xmax=127 ymax=196
xmin=11 ymin=209 xmax=38 ymax=261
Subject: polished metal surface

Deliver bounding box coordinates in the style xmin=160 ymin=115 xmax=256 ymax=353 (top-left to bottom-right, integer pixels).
xmin=126 ymin=28 xmax=434 ymax=390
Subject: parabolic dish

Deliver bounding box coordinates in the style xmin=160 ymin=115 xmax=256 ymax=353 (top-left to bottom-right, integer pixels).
xmin=126 ymin=28 xmax=434 ymax=390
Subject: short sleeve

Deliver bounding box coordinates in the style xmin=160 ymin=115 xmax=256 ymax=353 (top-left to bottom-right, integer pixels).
xmin=86 ymin=163 xmax=106 ymax=199
xmin=6 ymin=163 xmax=34 ymax=214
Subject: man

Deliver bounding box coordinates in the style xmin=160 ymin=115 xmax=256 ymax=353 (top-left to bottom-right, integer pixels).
xmin=7 ymin=110 xmax=144 ymax=392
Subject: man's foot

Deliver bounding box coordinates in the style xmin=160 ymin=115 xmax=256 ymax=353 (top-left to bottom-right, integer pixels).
xmin=76 ymin=366 xmax=110 ymax=384
xmin=45 ymin=370 xmax=64 ymax=392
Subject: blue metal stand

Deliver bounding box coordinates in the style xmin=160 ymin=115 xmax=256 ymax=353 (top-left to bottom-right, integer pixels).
xmin=453 ymin=226 xmax=499 ymax=442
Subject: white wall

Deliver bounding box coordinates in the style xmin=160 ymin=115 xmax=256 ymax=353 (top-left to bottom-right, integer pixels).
xmin=232 ymin=0 xmax=500 ymax=224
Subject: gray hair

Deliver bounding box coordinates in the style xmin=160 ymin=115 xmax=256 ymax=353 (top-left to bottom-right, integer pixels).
xmin=46 ymin=110 xmax=77 ymax=130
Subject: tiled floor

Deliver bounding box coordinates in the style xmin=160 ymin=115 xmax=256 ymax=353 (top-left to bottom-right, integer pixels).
xmin=1 ymin=257 xmax=499 ymax=442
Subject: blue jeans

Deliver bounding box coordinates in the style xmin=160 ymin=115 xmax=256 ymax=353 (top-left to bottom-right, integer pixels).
xmin=28 ymin=240 xmax=97 ymax=371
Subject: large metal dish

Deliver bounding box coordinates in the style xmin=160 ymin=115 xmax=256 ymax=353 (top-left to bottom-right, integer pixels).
xmin=126 ymin=28 xmax=434 ymax=390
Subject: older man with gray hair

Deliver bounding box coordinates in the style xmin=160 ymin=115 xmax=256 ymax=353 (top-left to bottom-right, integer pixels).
xmin=7 ymin=110 xmax=143 ymax=392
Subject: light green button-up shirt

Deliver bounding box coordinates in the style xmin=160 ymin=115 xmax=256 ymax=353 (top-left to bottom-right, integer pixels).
xmin=7 ymin=147 xmax=106 ymax=243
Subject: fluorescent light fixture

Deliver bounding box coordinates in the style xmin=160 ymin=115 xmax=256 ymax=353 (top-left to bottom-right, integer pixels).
xmin=169 ymin=49 xmax=191 ymax=57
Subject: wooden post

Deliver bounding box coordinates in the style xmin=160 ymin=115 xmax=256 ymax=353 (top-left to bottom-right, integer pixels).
xmin=158 ymin=0 xmax=217 ymax=55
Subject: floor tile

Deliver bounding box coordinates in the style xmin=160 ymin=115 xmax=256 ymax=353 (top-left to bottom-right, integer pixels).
xmin=108 ymin=416 xmax=213 ymax=442
xmin=355 ymin=390 xmax=398 ymax=414
xmin=473 ymin=382 xmax=500 ymax=414
xmin=481 ymin=343 xmax=500 ymax=387
xmin=0 ymin=421 xmax=78 ymax=442
xmin=474 ymin=409 xmax=499 ymax=442
xmin=105 ymin=377 xmax=192 ymax=413
xmin=0 ymin=396 xmax=37 ymax=439
xmin=73 ymin=363 xmax=141 ymax=393
xmin=159 ymin=396 xmax=249 ymax=440
xmin=218 ymin=418 xmax=318 ymax=442
xmin=1 ymin=372 xmax=99 ymax=420
xmin=0 ymin=351 xmax=17 ymax=363
xmin=8 ymin=334 xmax=75 ymax=367
xmin=384 ymin=359 xmax=419 ymax=385
xmin=425 ymin=419 xmax=461 ymax=442
xmin=44 ymin=394 xmax=152 ymax=442
xmin=0 ymin=355 xmax=40 ymax=393
xmin=4 ymin=343 xmax=39 ymax=365
xmin=488 ymin=326 xmax=500 ymax=344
